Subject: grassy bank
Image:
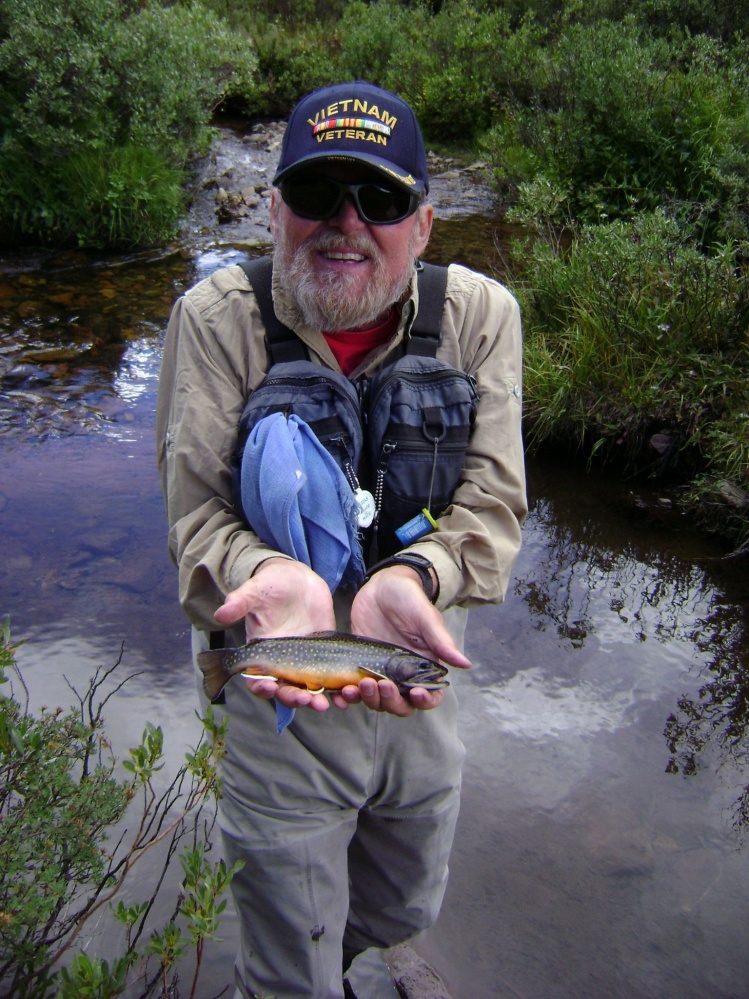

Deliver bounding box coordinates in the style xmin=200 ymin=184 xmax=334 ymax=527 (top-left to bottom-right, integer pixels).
xmin=1 ymin=0 xmax=747 ymax=548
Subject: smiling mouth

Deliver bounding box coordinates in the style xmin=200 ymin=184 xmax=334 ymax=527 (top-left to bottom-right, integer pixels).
xmin=321 ymin=251 xmax=367 ymax=262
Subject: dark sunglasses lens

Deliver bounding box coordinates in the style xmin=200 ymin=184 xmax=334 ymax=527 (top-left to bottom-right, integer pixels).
xmin=281 ymin=176 xmax=340 ymax=219
xmin=280 ymin=176 xmax=418 ymax=223
xmin=357 ymin=184 xmax=414 ymax=223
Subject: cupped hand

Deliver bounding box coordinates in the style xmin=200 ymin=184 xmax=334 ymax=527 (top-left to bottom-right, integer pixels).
xmin=334 ymin=564 xmax=471 ymax=717
xmin=214 ymin=557 xmax=335 ymax=712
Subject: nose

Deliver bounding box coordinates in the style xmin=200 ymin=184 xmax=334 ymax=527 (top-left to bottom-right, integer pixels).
xmin=329 ymin=194 xmax=366 ymax=231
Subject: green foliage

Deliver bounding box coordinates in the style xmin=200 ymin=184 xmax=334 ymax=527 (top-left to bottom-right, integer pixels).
xmin=516 ymin=209 xmax=749 ymax=504
xmin=246 ymin=20 xmax=336 ymax=118
xmin=107 ymin=3 xmax=256 ymax=158
xmin=0 ymin=622 xmax=238 ymax=998
xmin=2 ymin=143 xmax=185 ymax=249
xmin=336 ymin=0 xmax=432 ymax=108
xmin=0 ymin=0 xmax=257 ymax=248
xmin=483 ymin=20 xmax=749 ymax=227
xmin=335 ymin=0 xmax=545 ymax=143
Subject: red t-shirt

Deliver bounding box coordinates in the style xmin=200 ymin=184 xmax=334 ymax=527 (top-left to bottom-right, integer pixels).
xmin=323 ymin=310 xmax=399 ymax=376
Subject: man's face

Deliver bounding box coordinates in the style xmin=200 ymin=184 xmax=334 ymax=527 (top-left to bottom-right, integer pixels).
xmin=270 ymin=162 xmax=433 ymax=332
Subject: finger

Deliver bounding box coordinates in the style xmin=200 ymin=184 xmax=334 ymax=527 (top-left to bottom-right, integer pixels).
xmin=329 ymin=691 xmax=353 ymax=710
xmin=275 ymin=685 xmax=330 ymax=713
xmin=244 ymin=678 xmax=329 ymax=713
xmin=358 ymin=678 xmax=414 ymax=717
xmin=420 ymin=626 xmax=472 ymax=670
xmin=407 ymin=687 xmax=445 ymax=711
xmin=244 ymin=677 xmax=279 ymax=700
xmin=337 ymin=684 xmax=362 ymax=705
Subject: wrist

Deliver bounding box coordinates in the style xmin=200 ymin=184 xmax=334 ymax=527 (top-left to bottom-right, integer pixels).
xmin=363 ymin=553 xmax=439 ymax=603
xmin=251 ymin=555 xmax=294 ymax=577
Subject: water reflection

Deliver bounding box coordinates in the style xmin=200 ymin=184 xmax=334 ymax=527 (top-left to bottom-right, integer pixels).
xmin=665 ymin=596 xmax=749 ymax=837
xmin=1 ymin=237 xmax=749 ymax=998
xmin=0 ymin=250 xmax=194 ymax=442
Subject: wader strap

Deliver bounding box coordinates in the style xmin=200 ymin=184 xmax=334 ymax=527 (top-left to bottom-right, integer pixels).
xmin=239 ymin=256 xmax=307 ymax=364
xmin=407 ymin=261 xmax=449 ymax=357
xmin=239 ymin=255 xmax=449 ymax=363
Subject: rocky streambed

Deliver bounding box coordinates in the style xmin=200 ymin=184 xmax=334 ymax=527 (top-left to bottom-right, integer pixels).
xmin=181 ymin=117 xmax=501 ymax=252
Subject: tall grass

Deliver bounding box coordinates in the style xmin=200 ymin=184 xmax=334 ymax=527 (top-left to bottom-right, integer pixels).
xmin=516 ymin=209 xmax=749 ymax=526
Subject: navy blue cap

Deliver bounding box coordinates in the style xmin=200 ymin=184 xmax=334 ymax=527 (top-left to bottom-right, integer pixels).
xmin=273 ymin=81 xmax=430 ymax=195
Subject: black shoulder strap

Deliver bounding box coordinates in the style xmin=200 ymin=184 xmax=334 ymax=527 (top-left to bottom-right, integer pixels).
xmin=239 ymin=256 xmax=449 ymax=363
xmin=239 ymin=256 xmax=307 ymax=364
xmin=407 ymin=261 xmax=449 ymax=358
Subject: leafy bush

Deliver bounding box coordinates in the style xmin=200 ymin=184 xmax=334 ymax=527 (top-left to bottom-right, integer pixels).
xmin=0 ymin=620 xmax=240 ymax=998
xmin=336 ymin=0 xmax=434 ymax=109
xmin=0 ymin=0 xmax=257 ymax=248
xmin=483 ymin=20 xmax=749 ymax=228
xmin=515 ymin=209 xmax=749 ymax=500
xmin=246 ymin=20 xmax=337 ymax=118
xmin=336 ymin=0 xmax=545 ymax=144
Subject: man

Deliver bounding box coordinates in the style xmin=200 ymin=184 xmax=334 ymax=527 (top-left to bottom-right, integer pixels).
xmin=156 ymin=81 xmax=527 ymax=999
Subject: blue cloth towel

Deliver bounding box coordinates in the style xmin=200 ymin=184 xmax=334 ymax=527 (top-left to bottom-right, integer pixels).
xmin=240 ymin=413 xmax=365 ymax=733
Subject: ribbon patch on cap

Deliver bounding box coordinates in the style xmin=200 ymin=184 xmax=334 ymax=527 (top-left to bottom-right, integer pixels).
xmin=307 ymin=100 xmax=397 ymax=147
xmin=313 ymin=117 xmax=391 ymax=138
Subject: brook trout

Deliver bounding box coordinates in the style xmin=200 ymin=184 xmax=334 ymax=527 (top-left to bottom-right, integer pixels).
xmin=197 ymin=630 xmax=449 ymax=704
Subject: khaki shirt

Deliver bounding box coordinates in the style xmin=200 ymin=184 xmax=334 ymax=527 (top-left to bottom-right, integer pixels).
xmin=156 ymin=261 xmax=527 ymax=632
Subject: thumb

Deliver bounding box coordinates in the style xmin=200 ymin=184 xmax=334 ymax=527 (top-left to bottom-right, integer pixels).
xmin=214 ymin=585 xmax=254 ymax=625
xmin=422 ymin=616 xmax=472 ymax=670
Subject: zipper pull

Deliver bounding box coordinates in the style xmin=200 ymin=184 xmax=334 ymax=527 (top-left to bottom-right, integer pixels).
xmin=372 ymin=441 xmax=397 ymax=532
xmin=331 ymin=436 xmax=375 ymax=528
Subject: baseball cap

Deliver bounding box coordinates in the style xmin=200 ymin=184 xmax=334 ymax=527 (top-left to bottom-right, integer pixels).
xmin=273 ymin=81 xmax=430 ymax=195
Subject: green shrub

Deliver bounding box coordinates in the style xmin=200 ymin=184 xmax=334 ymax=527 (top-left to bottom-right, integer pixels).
xmin=0 ymin=0 xmax=120 ymax=161
xmin=483 ymin=20 xmax=749 ymax=226
xmin=246 ymin=21 xmax=337 ymax=118
xmin=109 ymin=2 xmax=256 ymax=159
xmin=336 ymin=0 xmax=434 ymax=106
xmin=335 ymin=0 xmax=545 ymax=144
xmin=0 ymin=620 xmax=239 ymax=998
xmin=0 ymin=0 xmax=257 ymax=248
xmin=516 ymin=210 xmax=749 ymax=536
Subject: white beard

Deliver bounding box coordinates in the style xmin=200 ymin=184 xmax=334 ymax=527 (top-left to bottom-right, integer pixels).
xmin=273 ymin=228 xmax=416 ymax=331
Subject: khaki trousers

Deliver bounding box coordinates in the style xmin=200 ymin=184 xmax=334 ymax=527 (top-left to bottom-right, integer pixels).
xmin=194 ymin=610 xmax=466 ymax=999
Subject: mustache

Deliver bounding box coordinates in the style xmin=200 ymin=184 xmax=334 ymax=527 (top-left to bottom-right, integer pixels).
xmin=297 ymin=230 xmax=382 ymax=261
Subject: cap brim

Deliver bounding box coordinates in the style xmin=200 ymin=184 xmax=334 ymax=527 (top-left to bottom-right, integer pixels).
xmin=273 ymin=152 xmax=428 ymax=195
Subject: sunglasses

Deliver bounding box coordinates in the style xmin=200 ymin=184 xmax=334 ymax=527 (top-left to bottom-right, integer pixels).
xmin=279 ymin=174 xmax=422 ymax=225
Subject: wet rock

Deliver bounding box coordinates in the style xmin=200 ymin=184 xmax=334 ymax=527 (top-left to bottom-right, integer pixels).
xmin=180 ymin=118 xmax=498 ymax=252
xmin=650 ymin=432 xmax=676 ymax=455
xmin=716 ymin=480 xmax=749 ymax=509
xmin=388 ymin=945 xmax=454 ymax=999
xmin=24 ymin=344 xmax=93 ymax=363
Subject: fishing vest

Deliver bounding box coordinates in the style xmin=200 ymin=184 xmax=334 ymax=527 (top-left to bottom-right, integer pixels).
xmin=232 ymin=256 xmax=479 ymax=564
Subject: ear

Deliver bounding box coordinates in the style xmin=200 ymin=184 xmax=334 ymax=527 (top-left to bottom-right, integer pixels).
xmin=269 ymin=189 xmax=281 ymax=238
xmin=411 ymin=203 xmax=433 ymax=258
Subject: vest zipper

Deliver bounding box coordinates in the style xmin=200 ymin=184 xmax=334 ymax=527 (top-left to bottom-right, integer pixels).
xmin=372 ymin=441 xmax=397 ymax=533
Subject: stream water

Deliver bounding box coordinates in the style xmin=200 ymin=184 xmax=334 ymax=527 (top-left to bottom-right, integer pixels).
xmin=2 ymin=134 xmax=749 ymax=998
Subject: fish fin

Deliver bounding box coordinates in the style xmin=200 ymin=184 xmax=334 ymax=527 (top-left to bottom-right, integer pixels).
xmin=240 ymin=670 xmax=277 ymax=682
xmin=196 ymin=648 xmax=232 ymax=704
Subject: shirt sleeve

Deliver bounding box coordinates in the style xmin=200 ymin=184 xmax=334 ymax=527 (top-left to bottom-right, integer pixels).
xmin=409 ymin=266 xmax=528 ymax=609
xmin=155 ymin=287 xmax=286 ymax=631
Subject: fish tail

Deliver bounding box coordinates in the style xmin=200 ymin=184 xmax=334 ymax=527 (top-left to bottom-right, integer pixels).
xmin=196 ymin=649 xmax=233 ymax=703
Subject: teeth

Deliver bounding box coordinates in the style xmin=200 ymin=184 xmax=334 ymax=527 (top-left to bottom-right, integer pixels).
xmin=323 ymin=252 xmax=366 ymax=262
